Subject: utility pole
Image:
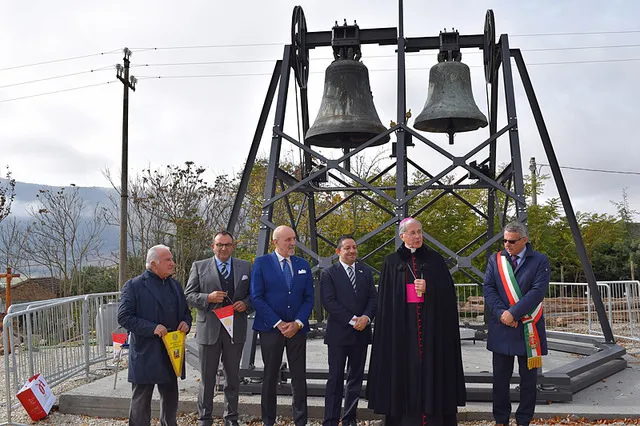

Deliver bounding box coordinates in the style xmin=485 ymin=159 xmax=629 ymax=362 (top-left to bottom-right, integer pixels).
xmin=116 ymin=48 xmax=137 ymax=290
xmin=529 ymin=156 xmax=537 ymax=206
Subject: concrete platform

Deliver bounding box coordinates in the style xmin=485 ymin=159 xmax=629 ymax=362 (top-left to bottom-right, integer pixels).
xmin=58 ymin=336 xmax=640 ymax=422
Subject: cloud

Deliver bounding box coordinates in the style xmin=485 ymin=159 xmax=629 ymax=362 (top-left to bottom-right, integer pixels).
xmin=1 ymin=138 xmax=110 ymax=186
xmin=0 ymin=0 xmax=638 ymax=218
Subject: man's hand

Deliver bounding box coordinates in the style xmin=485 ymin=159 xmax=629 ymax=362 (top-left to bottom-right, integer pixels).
xmin=277 ymin=322 xmax=299 ymax=338
xmin=232 ymin=301 xmax=247 ymax=312
xmin=284 ymin=322 xmax=300 ymax=338
xmin=353 ymin=316 xmax=369 ymax=331
xmin=154 ymin=324 xmax=168 ymax=338
xmin=177 ymin=321 xmax=190 ymax=333
xmin=500 ymin=310 xmax=517 ymax=327
xmin=207 ymin=291 xmax=227 ymax=304
xmin=276 ymin=322 xmax=289 ymax=334
xmin=414 ymin=278 xmax=426 ymax=295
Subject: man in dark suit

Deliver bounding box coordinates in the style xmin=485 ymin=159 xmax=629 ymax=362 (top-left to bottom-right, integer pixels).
xmin=118 ymin=244 xmax=192 ymax=426
xmin=185 ymin=231 xmax=252 ymax=426
xmin=320 ymin=235 xmax=377 ymax=426
xmin=250 ymin=225 xmax=314 ymax=426
xmin=483 ymin=221 xmax=550 ymax=426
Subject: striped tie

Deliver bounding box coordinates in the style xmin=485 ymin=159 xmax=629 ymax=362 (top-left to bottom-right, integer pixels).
xmin=348 ymin=266 xmax=356 ymax=291
xmin=510 ymin=255 xmax=518 ymax=271
xmin=220 ymin=262 xmax=230 ymax=279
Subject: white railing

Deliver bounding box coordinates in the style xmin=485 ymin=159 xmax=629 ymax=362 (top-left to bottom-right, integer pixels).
xmin=1 ymin=292 xmax=120 ymax=423
xmin=453 ymin=281 xmax=640 ymax=342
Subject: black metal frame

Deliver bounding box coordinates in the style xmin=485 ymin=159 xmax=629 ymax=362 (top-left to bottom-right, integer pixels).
xmin=226 ymin=4 xmax=626 ymax=402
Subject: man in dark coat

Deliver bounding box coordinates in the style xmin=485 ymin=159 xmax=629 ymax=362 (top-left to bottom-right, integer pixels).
xmin=118 ymin=244 xmax=192 ymax=426
xmin=321 ymin=235 xmax=377 ymax=426
xmin=367 ymin=218 xmax=465 ymax=426
xmin=483 ymin=221 xmax=550 ymax=426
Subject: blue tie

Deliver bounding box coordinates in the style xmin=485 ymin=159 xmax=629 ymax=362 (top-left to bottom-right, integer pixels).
xmin=282 ymin=259 xmax=293 ymax=290
xmin=219 ymin=262 xmax=230 ymax=279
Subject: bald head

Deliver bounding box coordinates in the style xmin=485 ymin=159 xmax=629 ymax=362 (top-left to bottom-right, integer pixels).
xmin=273 ymin=225 xmax=296 ymax=258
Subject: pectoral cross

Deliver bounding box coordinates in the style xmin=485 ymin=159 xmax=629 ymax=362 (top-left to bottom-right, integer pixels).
xmin=0 ymin=267 xmax=20 ymax=313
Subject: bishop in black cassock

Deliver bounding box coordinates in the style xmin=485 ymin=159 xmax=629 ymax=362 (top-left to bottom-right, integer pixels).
xmin=366 ymin=218 xmax=465 ymax=426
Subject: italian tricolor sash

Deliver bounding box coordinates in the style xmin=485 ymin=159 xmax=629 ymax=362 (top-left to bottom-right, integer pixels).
xmin=496 ymin=252 xmax=543 ymax=369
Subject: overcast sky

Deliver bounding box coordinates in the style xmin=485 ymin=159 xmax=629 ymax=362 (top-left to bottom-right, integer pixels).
xmin=1 ymin=1 xmax=639 ymax=218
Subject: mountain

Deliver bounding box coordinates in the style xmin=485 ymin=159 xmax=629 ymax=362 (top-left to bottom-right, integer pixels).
xmin=1 ymin=179 xmax=120 ymax=252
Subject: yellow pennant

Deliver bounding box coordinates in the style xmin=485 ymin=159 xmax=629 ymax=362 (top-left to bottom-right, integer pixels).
xmin=162 ymin=331 xmax=186 ymax=377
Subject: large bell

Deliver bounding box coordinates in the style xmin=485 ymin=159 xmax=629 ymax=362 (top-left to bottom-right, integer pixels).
xmin=306 ymin=58 xmax=389 ymax=148
xmin=413 ymin=61 xmax=488 ymax=137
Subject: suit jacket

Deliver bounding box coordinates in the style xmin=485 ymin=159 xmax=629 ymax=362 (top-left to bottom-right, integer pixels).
xmin=251 ymin=252 xmax=314 ymax=332
xmin=117 ymin=270 xmax=192 ymax=384
xmin=185 ymin=257 xmax=252 ymax=345
xmin=320 ymin=262 xmax=377 ymax=346
xmin=483 ymin=243 xmax=551 ymax=356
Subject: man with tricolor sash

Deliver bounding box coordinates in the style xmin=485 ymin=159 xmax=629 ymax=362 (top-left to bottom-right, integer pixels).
xmin=483 ymin=221 xmax=550 ymax=426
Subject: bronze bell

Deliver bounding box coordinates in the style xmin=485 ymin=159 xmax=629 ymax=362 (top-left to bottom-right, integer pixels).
xmin=413 ymin=60 xmax=488 ymax=141
xmin=306 ymin=58 xmax=389 ymax=149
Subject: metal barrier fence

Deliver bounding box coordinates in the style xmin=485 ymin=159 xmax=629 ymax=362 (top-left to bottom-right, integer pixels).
xmin=454 ymin=281 xmax=640 ymax=342
xmin=1 ymin=292 xmax=120 ymax=423
xmin=2 ymin=281 xmax=639 ymax=422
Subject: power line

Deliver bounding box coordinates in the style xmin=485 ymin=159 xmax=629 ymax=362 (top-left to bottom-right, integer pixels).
xmin=522 ymin=43 xmax=640 ymax=52
xmin=132 ymin=56 xmax=640 ymax=71
xmin=0 ymin=50 xmax=121 ymax=72
xmin=3 ymin=54 xmax=636 ymax=102
xmin=3 ymin=40 xmax=639 ymax=80
xmin=130 ymin=43 xmax=283 ymax=52
xmin=128 ymin=31 xmax=640 ymax=52
xmin=134 ymin=56 xmax=640 ymax=80
xmin=511 ymin=30 xmax=640 ymax=37
xmin=2 ymin=28 xmax=639 ymax=72
xmin=0 ymin=81 xmax=117 ymax=103
xmin=539 ymin=164 xmax=640 ymax=176
xmin=0 ymin=67 xmax=113 ymax=89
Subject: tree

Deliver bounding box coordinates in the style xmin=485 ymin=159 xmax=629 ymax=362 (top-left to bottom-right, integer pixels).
xmin=25 ymin=186 xmax=106 ymax=296
xmin=72 ymin=265 xmax=119 ymax=294
xmin=105 ymin=162 xmax=235 ymax=284
xmin=0 ymin=217 xmax=31 ymax=276
xmin=0 ymin=167 xmax=15 ymax=224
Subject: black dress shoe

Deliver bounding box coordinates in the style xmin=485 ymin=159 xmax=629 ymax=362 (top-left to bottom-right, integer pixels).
xmin=225 ymin=421 xmax=239 ymax=426
xmin=342 ymin=420 xmax=358 ymax=426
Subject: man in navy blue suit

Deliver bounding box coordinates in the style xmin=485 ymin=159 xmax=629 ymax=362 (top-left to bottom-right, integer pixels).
xmin=320 ymin=235 xmax=377 ymax=426
xmin=483 ymin=221 xmax=550 ymax=426
xmin=251 ymin=225 xmax=314 ymax=426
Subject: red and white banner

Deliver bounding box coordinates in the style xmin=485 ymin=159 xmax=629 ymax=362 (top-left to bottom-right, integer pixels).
xmin=112 ymin=332 xmax=128 ymax=360
xmin=16 ymin=374 xmax=55 ymax=421
xmin=214 ymin=305 xmax=235 ymax=341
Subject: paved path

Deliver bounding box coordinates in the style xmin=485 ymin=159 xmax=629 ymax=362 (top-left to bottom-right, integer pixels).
xmin=58 ymin=336 xmax=640 ymax=422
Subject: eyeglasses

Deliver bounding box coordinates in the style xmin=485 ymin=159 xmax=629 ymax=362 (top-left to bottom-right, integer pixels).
xmin=503 ymin=237 xmax=525 ymax=244
xmin=214 ymin=243 xmax=233 ymax=248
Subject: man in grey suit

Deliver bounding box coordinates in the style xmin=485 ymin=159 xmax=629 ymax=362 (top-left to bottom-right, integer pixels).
xmin=185 ymin=231 xmax=252 ymax=426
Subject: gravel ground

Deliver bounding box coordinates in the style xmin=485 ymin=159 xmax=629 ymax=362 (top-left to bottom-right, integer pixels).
xmin=20 ymin=413 xmax=640 ymax=426
xmin=2 ymin=340 xmax=639 ymax=425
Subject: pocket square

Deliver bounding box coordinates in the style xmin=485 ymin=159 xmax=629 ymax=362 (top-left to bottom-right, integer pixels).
xmin=298 ymin=269 xmax=307 ymax=274
xmin=241 ymin=274 xmax=249 ymax=280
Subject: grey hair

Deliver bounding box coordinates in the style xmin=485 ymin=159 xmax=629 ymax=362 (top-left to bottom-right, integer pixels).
xmin=399 ymin=217 xmax=422 ymax=234
xmin=146 ymin=244 xmax=171 ymax=269
xmin=504 ymin=221 xmax=528 ymax=238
